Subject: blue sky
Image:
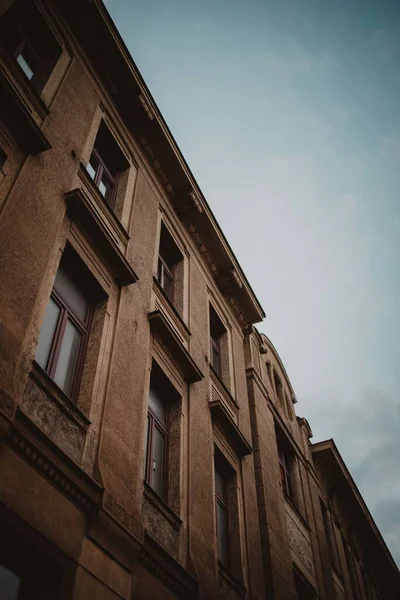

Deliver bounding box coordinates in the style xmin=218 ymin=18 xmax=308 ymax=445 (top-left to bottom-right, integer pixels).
xmin=105 ymin=0 xmax=400 ymax=563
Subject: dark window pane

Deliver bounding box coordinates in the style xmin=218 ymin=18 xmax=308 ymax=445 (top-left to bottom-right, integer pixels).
xmin=99 ymin=171 xmax=114 ymax=204
xmin=215 ymin=468 xmax=225 ymax=499
xmin=54 ymin=267 xmax=88 ymax=322
xmin=216 ymin=501 xmax=228 ymax=564
xmin=35 ymin=297 xmax=60 ymax=369
xmin=211 ymin=338 xmax=221 ymax=374
xmin=54 ymin=320 xmax=82 ymax=396
xmin=148 ymin=386 xmax=167 ymax=424
xmin=152 ymin=426 xmax=166 ymax=497
xmin=157 ymin=257 xmax=163 ymax=283
xmin=163 ymin=268 xmax=173 ymax=300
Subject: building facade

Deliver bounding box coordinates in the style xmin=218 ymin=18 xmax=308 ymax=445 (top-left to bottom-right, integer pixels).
xmin=0 ymin=1 xmax=398 ymax=599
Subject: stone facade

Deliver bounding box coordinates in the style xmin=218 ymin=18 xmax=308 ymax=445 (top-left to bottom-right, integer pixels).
xmin=0 ymin=1 xmax=398 ymax=599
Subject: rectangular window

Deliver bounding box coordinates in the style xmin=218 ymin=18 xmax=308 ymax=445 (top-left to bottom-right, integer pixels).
xmin=209 ymin=305 xmax=226 ymax=379
xmin=0 ymin=0 xmax=62 ymax=92
xmin=342 ymin=535 xmax=359 ymax=600
xmin=35 ymin=250 xmax=93 ymax=401
xmin=86 ymin=121 xmax=128 ymax=209
xmin=275 ymin=425 xmax=305 ymax=516
xmin=279 ymin=448 xmax=293 ymax=499
xmin=293 ymin=568 xmax=316 ymax=599
xmin=320 ymin=501 xmax=340 ymax=572
xmin=145 ymin=364 xmax=178 ymax=501
xmin=215 ymin=463 xmax=229 ymax=566
xmin=156 ymin=222 xmax=183 ymax=308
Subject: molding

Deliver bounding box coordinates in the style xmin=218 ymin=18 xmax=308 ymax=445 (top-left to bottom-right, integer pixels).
xmin=78 ymin=164 xmax=130 ymax=246
xmin=153 ymin=276 xmax=191 ymax=340
xmin=148 ymin=310 xmax=203 ymax=383
xmin=0 ymin=63 xmax=51 ymax=154
xmin=139 ymin=532 xmax=198 ymax=599
xmin=143 ymin=482 xmax=182 ymax=531
xmin=209 ymin=400 xmax=252 ymax=456
xmin=30 ymin=361 xmax=91 ymax=430
xmin=65 ymin=188 xmax=138 ymax=286
xmin=4 ymin=412 xmax=103 ymax=514
xmin=218 ymin=561 xmax=246 ymax=598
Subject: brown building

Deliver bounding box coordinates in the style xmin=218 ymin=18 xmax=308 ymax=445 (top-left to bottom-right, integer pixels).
xmin=0 ymin=1 xmax=398 ymax=599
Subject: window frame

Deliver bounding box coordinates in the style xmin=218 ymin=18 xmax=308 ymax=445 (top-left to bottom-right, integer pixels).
xmin=36 ymin=269 xmax=93 ymax=403
xmin=87 ymin=146 xmax=118 ymax=209
xmin=145 ymin=386 xmax=170 ymax=501
xmin=279 ymin=449 xmax=293 ymax=500
xmin=157 ymin=254 xmax=174 ymax=302
xmin=210 ymin=334 xmax=222 ymax=376
xmin=214 ymin=463 xmax=230 ymax=567
xmin=0 ymin=1 xmax=62 ymax=93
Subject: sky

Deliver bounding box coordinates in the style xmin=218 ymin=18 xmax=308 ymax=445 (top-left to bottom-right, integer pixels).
xmin=104 ymin=0 xmax=400 ymax=564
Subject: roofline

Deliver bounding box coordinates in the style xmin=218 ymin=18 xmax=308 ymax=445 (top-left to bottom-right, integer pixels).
xmin=93 ymin=0 xmax=265 ymax=323
xmin=311 ymin=438 xmax=399 ymax=574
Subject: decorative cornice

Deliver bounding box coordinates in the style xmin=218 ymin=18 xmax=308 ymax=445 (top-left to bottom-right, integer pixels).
xmin=148 ymin=310 xmax=203 ymax=383
xmin=209 ymin=399 xmax=252 ymax=456
xmin=65 ymin=188 xmax=138 ymax=286
xmin=138 ymin=93 xmax=155 ymax=121
xmin=139 ymin=533 xmax=198 ymax=599
xmin=5 ymin=426 xmax=99 ymax=514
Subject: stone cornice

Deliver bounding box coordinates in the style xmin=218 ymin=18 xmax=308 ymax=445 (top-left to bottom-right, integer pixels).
xmin=4 ymin=412 xmax=103 ymax=514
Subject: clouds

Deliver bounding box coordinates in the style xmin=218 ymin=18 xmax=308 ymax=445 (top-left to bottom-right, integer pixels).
xmin=264 ymin=38 xmax=339 ymax=79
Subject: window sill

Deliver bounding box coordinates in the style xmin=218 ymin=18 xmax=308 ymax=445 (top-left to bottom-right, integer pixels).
xmin=209 ymin=364 xmax=239 ymax=410
xmin=153 ymin=276 xmax=190 ymax=338
xmin=148 ymin=310 xmax=203 ymax=383
xmin=218 ymin=560 xmax=246 ymax=597
xmin=30 ymin=361 xmax=91 ymax=431
xmin=143 ymin=482 xmax=182 ymax=531
xmin=283 ymin=493 xmax=310 ymax=531
xmin=65 ymin=187 xmax=138 ymax=286
xmin=0 ymin=59 xmax=51 ymax=154
xmin=78 ymin=164 xmax=130 ymax=246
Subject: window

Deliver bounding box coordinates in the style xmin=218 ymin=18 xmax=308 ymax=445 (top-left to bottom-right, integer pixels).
xmin=293 ymin=568 xmax=316 ymax=600
xmin=320 ymin=501 xmax=340 ymax=572
xmin=0 ymin=0 xmax=62 ymax=92
xmin=35 ymin=250 xmax=93 ymax=401
xmin=342 ymin=535 xmax=360 ymax=600
xmin=86 ymin=121 xmax=128 ymax=208
xmin=145 ymin=364 xmax=176 ymax=500
xmin=0 ymin=147 xmax=7 ymax=170
xmin=157 ymin=223 xmax=183 ymax=305
xmin=215 ymin=463 xmax=229 ymax=566
xmin=273 ymin=370 xmax=286 ymax=413
xmin=213 ymin=448 xmax=243 ymax=579
xmin=0 ymin=510 xmax=68 ymax=600
xmin=279 ymin=448 xmax=293 ymax=499
xmin=209 ymin=305 xmax=226 ymax=378
xmin=276 ymin=426 xmax=305 ymax=515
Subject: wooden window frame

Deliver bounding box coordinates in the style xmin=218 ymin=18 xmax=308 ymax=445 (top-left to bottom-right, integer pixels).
xmin=145 ymin=396 xmax=169 ymax=501
xmin=87 ymin=147 xmax=119 ymax=209
xmin=279 ymin=449 xmax=293 ymax=500
xmin=39 ymin=281 xmax=92 ymax=404
xmin=157 ymin=254 xmax=174 ymax=302
xmin=210 ymin=335 xmax=222 ymax=376
xmin=0 ymin=2 xmax=62 ymax=93
xmin=215 ymin=465 xmax=230 ymax=567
